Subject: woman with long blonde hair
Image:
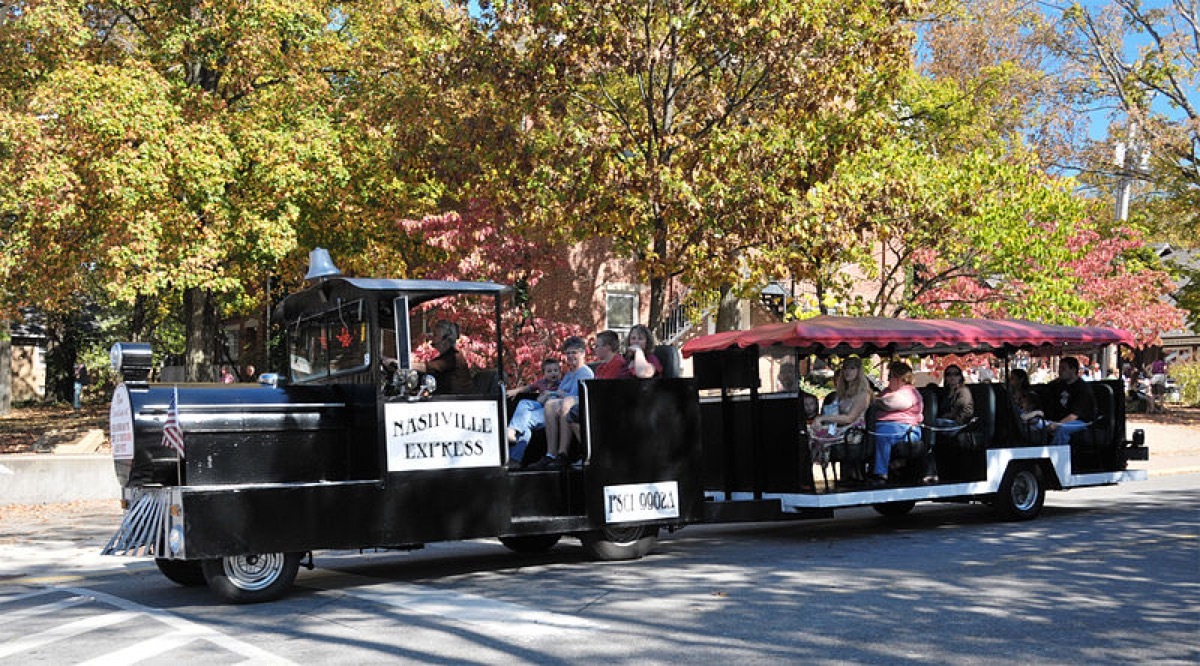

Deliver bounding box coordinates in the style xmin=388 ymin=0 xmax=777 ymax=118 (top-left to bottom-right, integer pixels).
xmin=810 ymin=358 xmax=873 ymax=478
xmin=813 ymin=357 xmax=871 ymax=435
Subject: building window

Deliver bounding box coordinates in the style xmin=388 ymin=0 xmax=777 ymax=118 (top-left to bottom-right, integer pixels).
xmin=605 ymin=290 xmax=638 ymax=333
xmin=223 ymin=325 xmax=241 ymax=362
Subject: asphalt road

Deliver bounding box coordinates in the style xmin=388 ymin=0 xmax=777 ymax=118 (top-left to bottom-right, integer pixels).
xmin=1 ymin=474 xmax=1197 ymax=665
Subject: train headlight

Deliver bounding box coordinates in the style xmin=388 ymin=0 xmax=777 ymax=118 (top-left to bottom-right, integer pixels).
xmin=109 ymin=342 xmax=153 ymax=383
xmin=421 ymin=374 xmax=437 ymax=395
xmin=404 ymin=369 xmax=421 ymax=392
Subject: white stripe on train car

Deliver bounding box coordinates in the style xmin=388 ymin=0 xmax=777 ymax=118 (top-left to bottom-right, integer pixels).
xmin=706 ymin=446 xmax=1149 ymax=511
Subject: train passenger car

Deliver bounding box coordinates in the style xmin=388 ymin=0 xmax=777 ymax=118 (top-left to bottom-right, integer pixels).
xmin=683 ymin=317 xmax=1149 ymax=522
xmin=102 ymin=253 xmax=704 ymax=603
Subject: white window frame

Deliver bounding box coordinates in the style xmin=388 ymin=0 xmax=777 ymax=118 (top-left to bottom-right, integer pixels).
xmin=605 ymin=287 xmax=639 ymax=334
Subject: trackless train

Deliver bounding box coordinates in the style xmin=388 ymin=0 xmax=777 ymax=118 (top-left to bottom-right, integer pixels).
xmin=102 ymin=255 xmax=1149 ymax=602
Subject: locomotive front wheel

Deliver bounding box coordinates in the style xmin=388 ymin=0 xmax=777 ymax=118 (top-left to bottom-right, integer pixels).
xmin=154 ymin=558 xmax=206 ymax=586
xmin=580 ymin=525 xmax=658 ymax=561
xmin=202 ymin=552 xmax=302 ymax=604
xmin=995 ymin=464 xmax=1045 ymax=521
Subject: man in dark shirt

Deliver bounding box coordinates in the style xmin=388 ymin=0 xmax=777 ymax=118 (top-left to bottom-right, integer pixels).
xmin=418 ymin=320 xmax=473 ymax=394
xmin=1048 ymin=357 xmax=1097 ymax=446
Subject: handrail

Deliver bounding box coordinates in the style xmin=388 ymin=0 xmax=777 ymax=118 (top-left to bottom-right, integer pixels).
xmin=658 ymin=297 xmax=706 ymax=345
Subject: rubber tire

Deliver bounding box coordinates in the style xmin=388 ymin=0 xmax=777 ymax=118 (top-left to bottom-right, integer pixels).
xmin=995 ymin=465 xmax=1045 ymax=521
xmin=201 ymin=552 xmax=303 ymax=604
xmin=872 ymin=500 xmax=917 ymax=518
xmin=154 ymin=558 xmax=206 ymax=587
xmin=499 ymin=534 xmax=562 ymax=554
xmin=580 ymin=525 xmax=658 ymax=561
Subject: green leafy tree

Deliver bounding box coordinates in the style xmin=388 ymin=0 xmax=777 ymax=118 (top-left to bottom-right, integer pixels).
xmin=0 ymin=0 xmax=366 ymax=380
xmin=461 ymin=0 xmax=919 ymax=332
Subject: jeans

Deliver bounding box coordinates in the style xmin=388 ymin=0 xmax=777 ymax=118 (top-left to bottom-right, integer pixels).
xmin=1049 ymin=419 xmax=1088 ymax=447
xmin=508 ymin=399 xmax=545 ymax=463
xmin=874 ymin=421 xmax=921 ymax=477
xmin=73 ymin=381 xmax=83 ymax=410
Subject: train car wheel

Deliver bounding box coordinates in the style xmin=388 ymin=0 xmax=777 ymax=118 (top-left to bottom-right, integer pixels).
xmin=499 ymin=534 xmax=561 ymax=554
xmin=580 ymin=525 xmax=658 ymax=561
xmin=872 ymin=501 xmax=916 ymax=518
xmin=995 ymin=464 xmax=1045 ymax=521
xmin=202 ymin=552 xmax=302 ymax=603
xmin=154 ymin=558 xmax=206 ymax=586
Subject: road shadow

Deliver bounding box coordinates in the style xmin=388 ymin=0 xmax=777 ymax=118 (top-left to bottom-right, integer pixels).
xmin=147 ymin=483 xmax=1200 ymax=663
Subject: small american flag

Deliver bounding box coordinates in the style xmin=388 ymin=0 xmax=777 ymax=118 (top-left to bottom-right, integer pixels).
xmin=162 ymin=387 xmax=185 ymax=458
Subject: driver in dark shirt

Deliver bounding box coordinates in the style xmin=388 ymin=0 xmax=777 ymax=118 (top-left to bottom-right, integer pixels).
xmin=417 ymin=320 xmax=473 ymax=394
xmin=1046 ymin=357 xmax=1097 ymax=446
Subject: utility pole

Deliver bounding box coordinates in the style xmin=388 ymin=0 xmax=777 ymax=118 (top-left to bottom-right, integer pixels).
xmin=1109 ymin=117 xmax=1151 ymax=374
xmin=1113 ymin=122 xmax=1149 ymax=221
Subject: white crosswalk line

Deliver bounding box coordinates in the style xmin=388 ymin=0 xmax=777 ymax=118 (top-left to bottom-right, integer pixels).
xmin=74 ymin=630 xmax=201 ymax=665
xmin=0 ymin=587 xmax=58 ymax=606
xmin=0 ymin=610 xmax=137 ymax=658
xmin=303 ymin=577 xmax=604 ymax=641
xmin=0 ymin=593 xmax=91 ymax=621
xmin=58 ymin=586 xmax=295 ymax=664
xmin=0 ymin=587 xmax=295 ymax=664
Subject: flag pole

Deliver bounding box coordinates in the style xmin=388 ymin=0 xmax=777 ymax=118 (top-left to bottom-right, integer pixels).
xmin=174 ymin=386 xmax=182 ymax=486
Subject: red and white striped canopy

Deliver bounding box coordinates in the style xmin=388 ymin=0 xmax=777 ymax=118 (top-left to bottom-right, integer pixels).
xmin=681 ymin=316 xmax=1135 ymax=358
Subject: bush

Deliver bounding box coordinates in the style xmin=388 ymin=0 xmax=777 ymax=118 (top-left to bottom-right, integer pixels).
xmin=1172 ymin=361 xmax=1200 ymax=406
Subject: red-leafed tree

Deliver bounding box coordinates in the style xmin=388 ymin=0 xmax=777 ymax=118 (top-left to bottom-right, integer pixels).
xmin=915 ymin=222 xmax=1182 ymax=347
xmin=1065 ymin=226 xmax=1183 ymax=347
xmin=398 ymin=202 xmax=588 ymax=385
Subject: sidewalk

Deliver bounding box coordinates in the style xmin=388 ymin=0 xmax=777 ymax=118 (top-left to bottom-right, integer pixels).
xmin=0 ymin=428 xmax=119 ymax=506
xmin=0 ymin=421 xmax=1196 ymax=507
xmin=1125 ymin=419 xmax=1200 ymax=476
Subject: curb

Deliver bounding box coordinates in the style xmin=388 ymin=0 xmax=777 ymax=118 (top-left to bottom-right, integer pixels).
xmin=0 ymin=454 xmax=120 ymax=506
xmin=1149 ymin=466 xmax=1200 ymax=477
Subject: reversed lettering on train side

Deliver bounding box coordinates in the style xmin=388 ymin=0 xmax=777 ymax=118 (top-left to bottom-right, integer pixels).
xmin=110 ymin=384 xmax=135 ymax=460
xmin=603 ymin=481 xmax=680 ymax=523
xmin=385 ymin=401 xmax=501 ymax=471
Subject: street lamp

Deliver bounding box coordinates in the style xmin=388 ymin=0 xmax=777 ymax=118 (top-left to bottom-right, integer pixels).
xmin=760 ymin=281 xmax=787 ymax=318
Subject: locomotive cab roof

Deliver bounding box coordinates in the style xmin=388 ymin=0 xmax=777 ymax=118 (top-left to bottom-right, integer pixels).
xmin=277 ymin=277 xmax=512 ymax=322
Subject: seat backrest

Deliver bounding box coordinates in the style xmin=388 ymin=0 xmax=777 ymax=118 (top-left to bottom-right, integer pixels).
xmin=991 ymin=383 xmax=1032 ymax=445
xmin=918 ymin=387 xmax=940 ymax=450
xmin=652 ymin=344 xmax=682 ymax=379
xmin=472 ymin=369 xmax=500 ymax=396
xmin=965 ymin=383 xmax=995 ymax=448
xmin=1088 ymin=382 xmax=1116 ymax=447
xmin=1035 ymin=382 xmax=1064 ymax=420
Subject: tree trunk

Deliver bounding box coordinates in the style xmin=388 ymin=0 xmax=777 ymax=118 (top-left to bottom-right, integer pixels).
xmin=648 ymin=274 xmax=667 ymax=340
xmin=0 ymin=324 xmax=11 ymax=416
xmin=715 ymin=284 xmax=747 ymax=332
xmin=184 ymin=287 xmax=217 ymax=382
xmin=130 ymin=295 xmax=148 ymax=342
xmin=646 ymin=219 xmax=670 ymax=336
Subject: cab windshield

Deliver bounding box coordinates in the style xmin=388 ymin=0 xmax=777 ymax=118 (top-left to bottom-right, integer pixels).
xmin=289 ymin=299 xmax=369 ymax=382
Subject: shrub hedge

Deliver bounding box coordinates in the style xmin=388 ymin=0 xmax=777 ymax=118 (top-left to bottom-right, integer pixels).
xmin=1171 ymin=361 xmax=1200 ymax=406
